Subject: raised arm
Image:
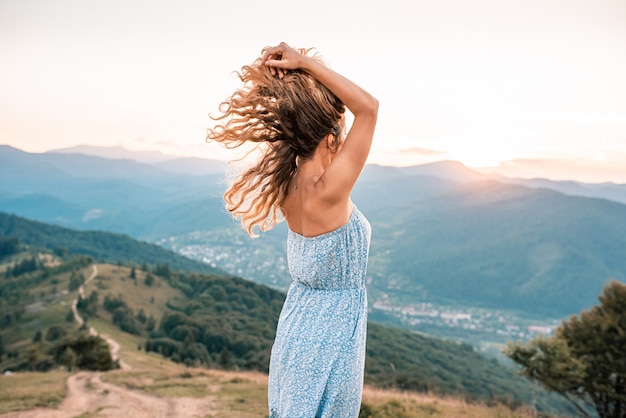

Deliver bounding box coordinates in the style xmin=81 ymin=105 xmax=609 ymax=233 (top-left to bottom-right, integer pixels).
xmin=262 ymin=43 xmax=379 ymax=204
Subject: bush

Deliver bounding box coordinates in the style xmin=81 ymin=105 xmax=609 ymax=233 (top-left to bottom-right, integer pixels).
xmin=45 ymin=326 xmax=67 ymax=342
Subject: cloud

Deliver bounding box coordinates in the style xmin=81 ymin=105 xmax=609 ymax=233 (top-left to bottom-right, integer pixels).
xmin=398 ymin=147 xmax=447 ymax=156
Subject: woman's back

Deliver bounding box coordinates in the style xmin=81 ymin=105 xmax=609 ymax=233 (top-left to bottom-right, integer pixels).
xmin=280 ymin=173 xmax=354 ymax=238
xmin=287 ymin=204 xmax=371 ymax=289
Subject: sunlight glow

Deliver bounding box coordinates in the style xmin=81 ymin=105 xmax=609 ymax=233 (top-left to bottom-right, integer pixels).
xmin=1 ymin=0 xmax=625 ymax=183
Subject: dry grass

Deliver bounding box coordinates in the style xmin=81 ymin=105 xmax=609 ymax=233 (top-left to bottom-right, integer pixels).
xmin=361 ymin=385 xmax=539 ymax=418
xmin=88 ymin=264 xmax=187 ymax=323
xmin=90 ymin=312 xmax=267 ymax=417
xmin=0 ymin=371 xmax=69 ymax=414
xmin=102 ymin=367 xmax=268 ymax=418
xmin=0 ymin=366 xmax=541 ymax=418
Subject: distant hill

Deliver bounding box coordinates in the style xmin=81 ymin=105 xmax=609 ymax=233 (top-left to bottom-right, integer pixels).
xmin=2 ymin=144 xmax=626 ymax=318
xmin=2 ymin=145 xmax=169 ymax=182
xmin=169 ymin=170 xmax=626 ymax=318
xmin=47 ymin=145 xmax=228 ymax=176
xmin=390 ymin=160 xmax=626 ymax=204
xmin=47 ymin=145 xmax=177 ymax=163
xmin=0 ymin=212 xmax=225 ymax=275
xmin=32 ymin=144 xmax=626 ymax=204
xmin=0 ymin=145 xmax=228 ymax=237
xmin=362 ymin=178 xmax=626 ymax=317
xmin=397 ymin=160 xmax=490 ymax=183
xmin=151 ymin=157 xmax=228 ymax=176
xmin=501 ymin=176 xmax=626 ymax=205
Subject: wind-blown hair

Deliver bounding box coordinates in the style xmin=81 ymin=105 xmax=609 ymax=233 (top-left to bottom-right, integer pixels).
xmin=207 ymin=47 xmax=345 ymax=236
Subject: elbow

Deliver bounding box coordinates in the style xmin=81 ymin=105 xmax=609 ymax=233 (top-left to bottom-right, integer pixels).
xmin=370 ymin=97 xmax=379 ymax=115
xmin=351 ymin=93 xmax=379 ymax=120
xmin=363 ymin=96 xmax=379 ymax=119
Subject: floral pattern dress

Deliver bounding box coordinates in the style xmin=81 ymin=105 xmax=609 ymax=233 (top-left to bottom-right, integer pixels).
xmin=268 ymin=205 xmax=371 ymax=417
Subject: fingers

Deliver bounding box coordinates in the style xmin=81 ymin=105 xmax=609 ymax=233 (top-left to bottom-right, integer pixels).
xmin=264 ymin=59 xmax=287 ymax=68
xmin=261 ymin=43 xmax=285 ymax=64
xmin=261 ymin=42 xmax=294 ymax=79
xmin=264 ymin=59 xmax=285 ymax=78
xmin=263 ymin=55 xmax=285 ymax=78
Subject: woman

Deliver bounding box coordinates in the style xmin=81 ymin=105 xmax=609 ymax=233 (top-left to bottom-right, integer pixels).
xmin=207 ymin=42 xmax=378 ymax=417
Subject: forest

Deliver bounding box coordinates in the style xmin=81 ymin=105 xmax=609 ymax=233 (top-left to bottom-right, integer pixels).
xmin=0 ymin=233 xmax=572 ymax=415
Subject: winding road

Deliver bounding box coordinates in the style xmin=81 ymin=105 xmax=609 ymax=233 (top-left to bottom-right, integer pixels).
xmin=71 ymin=264 xmax=130 ymax=370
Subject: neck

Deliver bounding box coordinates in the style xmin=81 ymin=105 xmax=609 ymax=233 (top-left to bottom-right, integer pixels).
xmin=298 ymin=159 xmax=325 ymax=176
xmin=300 ymin=145 xmax=332 ymax=173
xmin=293 ymin=153 xmax=328 ymax=191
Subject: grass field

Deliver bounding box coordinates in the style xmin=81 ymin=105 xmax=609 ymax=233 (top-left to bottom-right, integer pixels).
xmin=0 ymin=262 xmax=87 ymax=372
xmin=0 ymin=371 xmax=69 ymax=414
xmin=0 ymin=261 xmax=555 ymax=417
xmin=89 ymin=264 xmax=187 ymax=323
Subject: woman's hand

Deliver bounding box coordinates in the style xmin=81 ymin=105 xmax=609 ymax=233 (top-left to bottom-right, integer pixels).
xmin=261 ymin=42 xmax=306 ymax=78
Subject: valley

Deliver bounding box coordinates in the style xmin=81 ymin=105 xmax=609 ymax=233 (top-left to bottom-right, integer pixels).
xmin=2 ymin=145 xmax=624 ymax=416
xmin=156 ymin=224 xmax=564 ymax=354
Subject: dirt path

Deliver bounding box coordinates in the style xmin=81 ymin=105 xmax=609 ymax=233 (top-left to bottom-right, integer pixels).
xmin=71 ymin=264 xmax=130 ymax=370
xmin=70 ymin=264 xmax=97 ymax=328
xmin=1 ymin=372 xmax=217 ymax=418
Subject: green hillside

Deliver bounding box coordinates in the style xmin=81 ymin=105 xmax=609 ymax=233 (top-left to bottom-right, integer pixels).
xmin=0 ymin=212 xmax=224 ymax=275
xmin=156 ymin=172 xmax=626 ymax=319
xmin=0 ymin=236 xmax=571 ymax=415
xmin=3 ymin=146 xmax=626 ymax=319
xmin=366 ymin=180 xmax=626 ymax=316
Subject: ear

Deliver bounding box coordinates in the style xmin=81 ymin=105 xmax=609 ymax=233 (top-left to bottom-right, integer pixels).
xmin=325 ymin=133 xmax=334 ymax=149
xmin=325 ymin=132 xmax=340 ymax=154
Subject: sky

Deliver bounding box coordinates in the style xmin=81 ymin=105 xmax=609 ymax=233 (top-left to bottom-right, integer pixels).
xmin=1 ymin=0 xmax=625 ymax=183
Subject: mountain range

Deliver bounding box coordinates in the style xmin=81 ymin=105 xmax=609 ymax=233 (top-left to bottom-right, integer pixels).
xmin=1 ymin=144 xmax=625 ymax=319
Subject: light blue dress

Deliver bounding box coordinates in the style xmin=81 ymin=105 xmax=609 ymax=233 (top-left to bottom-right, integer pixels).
xmin=268 ymin=205 xmax=371 ymax=418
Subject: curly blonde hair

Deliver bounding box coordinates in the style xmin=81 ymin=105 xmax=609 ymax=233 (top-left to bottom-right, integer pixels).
xmin=207 ymin=47 xmax=345 ymax=236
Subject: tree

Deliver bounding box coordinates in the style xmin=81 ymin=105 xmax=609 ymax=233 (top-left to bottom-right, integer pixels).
xmin=136 ymin=308 xmax=147 ymax=324
xmin=130 ymin=266 xmax=136 ymax=279
xmin=10 ymin=256 xmax=38 ymax=276
xmin=88 ymin=290 xmax=99 ymax=305
xmin=0 ymin=237 xmax=19 ymax=258
xmin=58 ymin=346 xmax=77 ymax=371
xmin=68 ymin=271 xmax=84 ymax=292
xmin=146 ymin=315 xmax=156 ymax=332
xmin=218 ymin=347 xmax=232 ymax=370
xmin=155 ymin=263 xmax=171 ymax=279
xmin=145 ymin=273 xmax=154 ymax=287
xmin=505 ymin=280 xmax=626 ymax=418
xmin=45 ymin=325 xmax=67 ymax=342
xmin=52 ymin=333 xmax=116 ymax=371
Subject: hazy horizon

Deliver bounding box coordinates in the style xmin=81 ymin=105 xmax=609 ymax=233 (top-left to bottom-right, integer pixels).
xmin=5 ymin=142 xmax=626 ymax=186
xmin=2 ymin=0 xmax=625 ymax=183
